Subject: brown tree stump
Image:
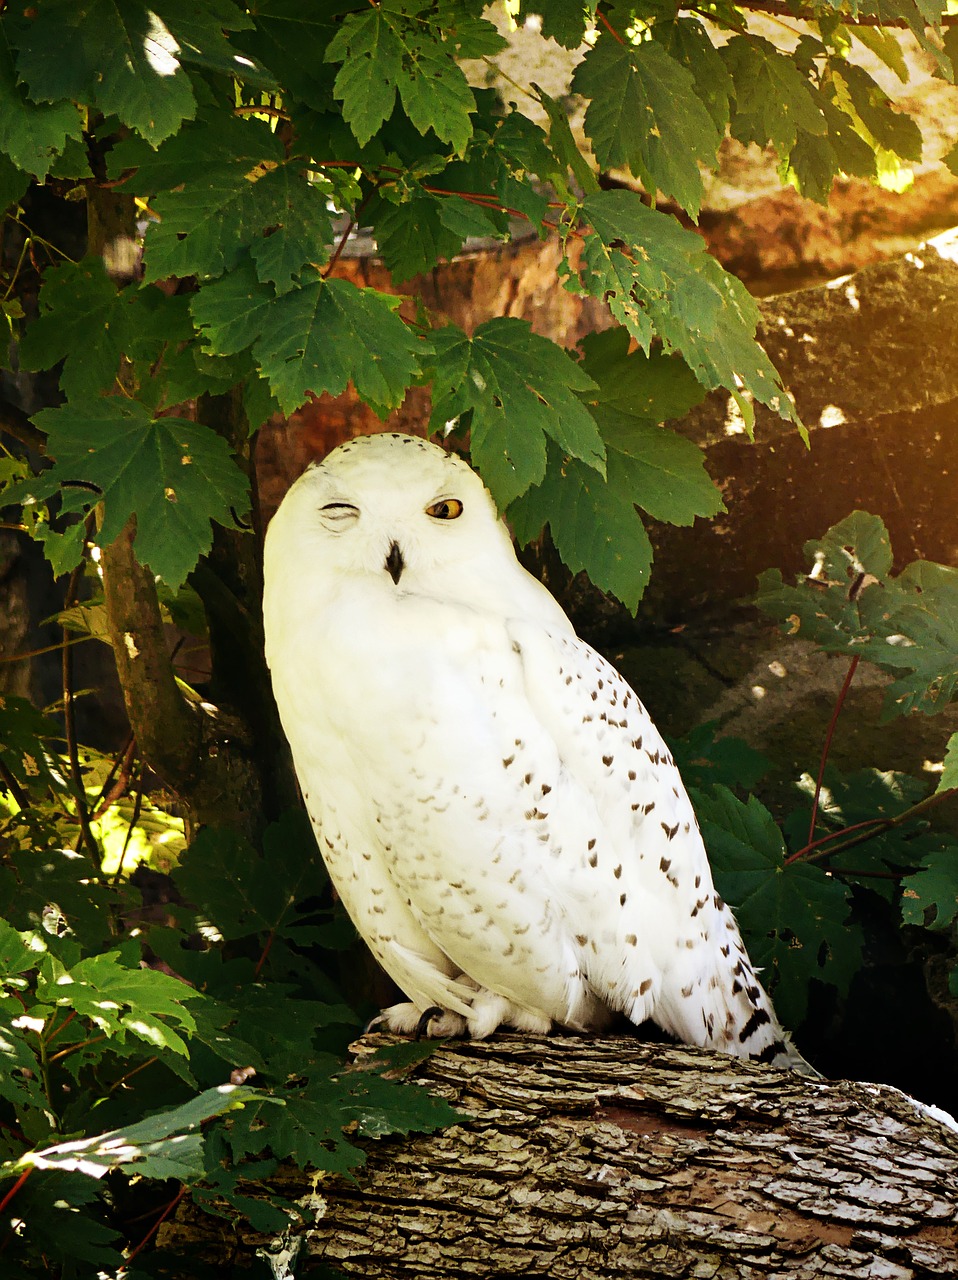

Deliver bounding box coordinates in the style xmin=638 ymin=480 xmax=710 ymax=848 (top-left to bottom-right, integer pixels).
xmin=160 ymin=1034 xmax=958 ymax=1278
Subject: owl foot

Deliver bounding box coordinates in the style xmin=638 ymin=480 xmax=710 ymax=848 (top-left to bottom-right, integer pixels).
xmin=372 ymin=1001 xmax=468 ymax=1038
xmin=369 ymin=994 xmax=554 ymax=1040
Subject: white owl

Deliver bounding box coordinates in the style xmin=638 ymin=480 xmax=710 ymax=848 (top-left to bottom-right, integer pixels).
xmin=263 ymin=432 xmax=808 ymax=1070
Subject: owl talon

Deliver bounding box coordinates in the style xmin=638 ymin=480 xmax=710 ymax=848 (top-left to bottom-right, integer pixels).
xmin=415 ymin=1006 xmax=446 ymax=1039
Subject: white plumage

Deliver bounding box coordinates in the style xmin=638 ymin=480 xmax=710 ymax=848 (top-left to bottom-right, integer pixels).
xmin=263 ymin=432 xmax=806 ymax=1068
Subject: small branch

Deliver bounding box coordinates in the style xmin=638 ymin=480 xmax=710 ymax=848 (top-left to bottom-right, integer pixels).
xmin=233 ymin=104 xmax=288 ymax=120
xmin=0 ymin=400 xmax=46 ymax=454
xmin=0 ymin=635 xmax=91 ymax=664
xmin=99 ymin=516 xmax=201 ymax=794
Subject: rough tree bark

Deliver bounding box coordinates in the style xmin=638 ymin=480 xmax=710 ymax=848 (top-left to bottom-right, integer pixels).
xmin=161 ymin=1034 xmax=958 ymax=1279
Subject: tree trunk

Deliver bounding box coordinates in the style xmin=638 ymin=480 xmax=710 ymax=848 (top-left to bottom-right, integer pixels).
xmin=160 ymin=1034 xmax=958 ymax=1278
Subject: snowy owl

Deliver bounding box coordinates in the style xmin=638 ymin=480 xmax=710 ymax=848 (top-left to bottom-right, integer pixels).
xmin=263 ymin=432 xmax=806 ymax=1069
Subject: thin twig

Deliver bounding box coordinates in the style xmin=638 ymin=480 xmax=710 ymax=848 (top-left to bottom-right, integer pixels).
xmin=797 ymin=786 xmax=958 ymax=865
xmin=111 ymin=767 xmax=145 ymax=886
xmin=803 ymin=654 xmax=860 ymax=851
xmin=90 ymin=733 xmax=136 ymax=819
xmin=124 ymin=1184 xmax=189 ymax=1267
xmin=61 ymin=527 xmax=100 ymax=862
xmin=0 ymin=635 xmax=92 ymax=664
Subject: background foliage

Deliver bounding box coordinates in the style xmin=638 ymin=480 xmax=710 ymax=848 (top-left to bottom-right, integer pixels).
xmin=1 ymin=0 xmax=957 ymax=1274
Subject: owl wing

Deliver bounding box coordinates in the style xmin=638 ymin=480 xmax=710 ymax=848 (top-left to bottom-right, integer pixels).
xmin=506 ymin=615 xmax=801 ymax=1067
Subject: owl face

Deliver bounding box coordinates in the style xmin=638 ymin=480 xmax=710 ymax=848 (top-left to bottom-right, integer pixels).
xmin=265 ymin=433 xmax=513 ymax=591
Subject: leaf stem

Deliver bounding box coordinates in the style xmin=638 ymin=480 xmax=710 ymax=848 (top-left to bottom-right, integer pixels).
xmin=48 ymin=1033 xmax=108 ymax=1065
xmin=253 ymin=929 xmax=276 ymax=981
xmin=597 ymin=11 xmax=627 ymax=45
xmin=797 ymin=787 xmax=958 ymax=866
xmin=0 ymin=1167 xmax=33 ymax=1220
xmin=804 ymin=654 xmax=860 ymax=850
xmin=124 ymin=1184 xmax=189 ymax=1267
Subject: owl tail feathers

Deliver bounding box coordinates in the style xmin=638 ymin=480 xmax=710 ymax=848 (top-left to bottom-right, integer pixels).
xmin=653 ymin=906 xmax=821 ymax=1077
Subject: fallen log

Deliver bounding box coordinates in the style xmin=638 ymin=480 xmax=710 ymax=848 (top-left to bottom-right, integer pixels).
xmin=160 ymin=1033 xmax=958 ymax=1278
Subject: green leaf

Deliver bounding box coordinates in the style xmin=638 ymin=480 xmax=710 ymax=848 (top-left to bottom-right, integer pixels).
xmin=7 ymin=1172 xmax=121 ymax=1269
xmin=520 ymin=0 xmax=594 ymax=48
xmin=373 ymin=191 xmax=499 ymax=281
xmin=697 ymin=785 xmax=861 ymax=1026
xmin=834 ymin=63 xmax=923 ymax=162
xmin=13 ymin=0 xmax=197 ymax=145
xmin=326 ymin=6 xmax=483 ymax=153
xmin=0 ymin=919 xmax=47 ymax=982
xmin=430 ymin=317 xmax=604 ymax=508
xmin=509 ymin=440 xmax=654 ymax=612
xmin=0 ymin=993 xmax=50 ymax=1117
xmin=579 ymin=330 xmax=721 ymax=527
xmin=900 ymin=849 xmax=958 ymax=930
xmin=11 ymin=1084 xmax=273 ymax=1180
xmin=572 ymin=31 xmax=719 ymax=217
xmin=722 ymin=35 xmax=826 ymax=154
xmin=174 ymin=814 xmax=319 ymax=941
xmin=757 ymin=512 xmax=958 ymax=719
xmin=534 ymin=84 xmax=600 ymax=196
xmin=0 ymin=27 xmax=83 ymax=179
xmin=234 ymin=1 xmax=339 ymax=111
xmin=135 ymin=116 xmax=331 ymax=285
xmin=576 ymin=191 xmax=797 ymax=429
xmin=18 ymin=258 xmax=128 ymax=399
xmin=672 ymin=723 xmax=771 ymax=793
xmin=324 ymin=8 xmax=404 ymax=147
xmin=192 ymin=262 xmax=422 ymax=416
xmin=35 ymin=948 xmax=200 ymax=1052
xmin=18 ymin=400 xmax=250 ymax=588
xmin=0 ymin=151 xmax=30 ymax=212
xmin=852 ymin=25 xmax=909 ymax=83
xmin=0 ymin=695 xmax=69 ymax=797
xmin=937 ymin=733 xmax=958 ymax=795
xmin=654 ymin=18 xmax=733 ymax=133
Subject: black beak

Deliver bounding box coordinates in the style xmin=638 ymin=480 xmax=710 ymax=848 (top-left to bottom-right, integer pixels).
xmin=385 ymin=541 xmax=404 ymax=585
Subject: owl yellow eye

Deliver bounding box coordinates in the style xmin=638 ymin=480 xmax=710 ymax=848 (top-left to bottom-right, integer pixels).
xmin=426 ymin=498 xmax=463 ymax=520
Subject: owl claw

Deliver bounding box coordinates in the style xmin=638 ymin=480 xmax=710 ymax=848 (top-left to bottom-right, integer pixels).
xmin=415 ymin=1006 xmax=447 ymax=1039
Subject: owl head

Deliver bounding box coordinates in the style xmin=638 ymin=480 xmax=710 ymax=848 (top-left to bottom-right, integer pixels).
xmin=263 ymin=432 xmax=570 ymax=647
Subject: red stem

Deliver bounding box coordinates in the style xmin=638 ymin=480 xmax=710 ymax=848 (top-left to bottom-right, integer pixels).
xmin=253 ymin=930 xmax=275 ymax=982
xmin=124 ymin=1184 xmax=188 ymax=1266
xmin=0 ymin=1167 xmax=33 ymax=1220
xmin=805 ymin=655 xmax=860 ymax=849
xmin=597 ymin=11 xmax=627 ymax=44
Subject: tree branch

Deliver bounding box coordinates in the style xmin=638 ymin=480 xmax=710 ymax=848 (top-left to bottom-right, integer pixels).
xmin=717 ymin=0 xmax=958 ymax=27
xmin=0 ymin=397 xmax=46 ymax=455
xmin=159 ymin=1034 xmax=958 ymax=1277
xmin=98 ymin=517 xmax=201 ymax=793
